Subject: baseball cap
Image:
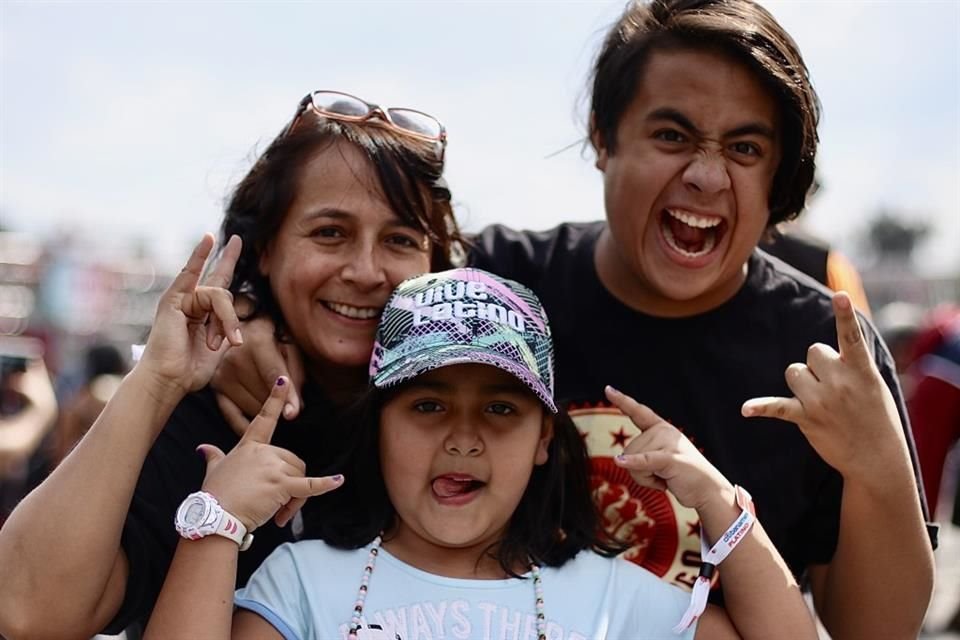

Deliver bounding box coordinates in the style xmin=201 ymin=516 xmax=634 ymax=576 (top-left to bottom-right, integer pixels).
xmin=369 ymin=268 xmax=556 ymax=413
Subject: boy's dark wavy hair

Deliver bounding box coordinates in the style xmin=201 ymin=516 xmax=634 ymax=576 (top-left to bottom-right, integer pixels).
xmin=305 ymin=383 xmax=626 ymax=574
xmin=590 ymin=0 xmax=821 ymax=225
xmin=220 ymin=110 xmax=464 ymax=340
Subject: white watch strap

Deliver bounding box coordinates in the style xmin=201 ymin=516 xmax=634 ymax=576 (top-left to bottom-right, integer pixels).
xmin=214 ymin=508 xmax=251 ymax=550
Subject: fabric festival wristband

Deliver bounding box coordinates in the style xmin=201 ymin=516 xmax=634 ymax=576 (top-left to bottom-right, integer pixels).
xmin=673 ymin=485 xmax=756 ymax=634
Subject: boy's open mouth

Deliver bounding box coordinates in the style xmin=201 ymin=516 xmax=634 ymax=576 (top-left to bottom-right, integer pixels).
xmin=659 ymin=208 xmax=727 ymax=259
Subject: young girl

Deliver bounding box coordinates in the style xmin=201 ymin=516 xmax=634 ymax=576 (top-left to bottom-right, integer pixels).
xmin=138 ymin=267 xmax=816 ymax=639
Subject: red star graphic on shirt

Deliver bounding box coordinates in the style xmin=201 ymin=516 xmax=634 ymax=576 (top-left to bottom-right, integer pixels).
xmin=610 ymin=426 xmax=631 ymax=449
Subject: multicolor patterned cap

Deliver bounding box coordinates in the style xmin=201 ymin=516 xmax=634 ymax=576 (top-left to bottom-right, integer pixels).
xmin=370 ymin=268 xmax=556 ymax=413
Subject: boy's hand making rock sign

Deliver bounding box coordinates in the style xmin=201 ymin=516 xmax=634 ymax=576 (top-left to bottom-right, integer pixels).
xmin=742 ymin=292 xmax=909 ymax=483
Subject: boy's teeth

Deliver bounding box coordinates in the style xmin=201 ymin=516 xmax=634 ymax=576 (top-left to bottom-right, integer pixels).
xmin=663 ymin=224 xmax=717 ymax=258
xmin=666 ymin=208 xmax=721 ymax=229
xmin=326 ymin=302 xmax=380 ymax=319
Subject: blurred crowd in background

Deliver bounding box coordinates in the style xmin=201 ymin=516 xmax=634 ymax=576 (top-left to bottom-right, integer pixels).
xmin=0 ymin=228 xmax=168 ymax=523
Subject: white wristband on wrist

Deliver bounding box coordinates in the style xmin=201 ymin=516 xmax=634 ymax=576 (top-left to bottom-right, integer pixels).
xmin=673 ymin=485 xmax=755 ymax=634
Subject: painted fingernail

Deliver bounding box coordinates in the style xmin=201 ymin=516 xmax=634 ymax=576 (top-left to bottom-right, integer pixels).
xmin=276 ymin=377 xmax=286 ymax=387
xmin=331 ymin=474 xmax=344 ymax=483
xmin=615 ymin=454 xmax=626 ymax=462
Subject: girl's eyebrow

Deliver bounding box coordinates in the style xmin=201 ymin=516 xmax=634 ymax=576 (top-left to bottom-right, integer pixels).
xmin=481 ymin=381 xmax=531 ymax=396
xmin=404 ymin=378 xmax=531 ymax=397
xmin=402 ymin=379 xmax=452 ymax=393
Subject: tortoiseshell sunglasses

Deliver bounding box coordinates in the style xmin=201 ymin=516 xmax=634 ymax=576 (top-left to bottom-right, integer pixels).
xmin=282 ymin=90 xmax=447 ymax=164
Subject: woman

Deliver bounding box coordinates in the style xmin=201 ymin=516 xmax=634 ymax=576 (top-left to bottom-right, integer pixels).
xmin=0 ymin=90 xmax=463 ymax=640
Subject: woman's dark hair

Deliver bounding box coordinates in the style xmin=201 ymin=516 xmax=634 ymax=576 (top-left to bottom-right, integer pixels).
xmin=306 ymin=383 xmax=626 ymax=575
xmin=590 ymin=0 xmax=820 ymax=225
xmin=220 ymin=110 xmax=464 ymax=339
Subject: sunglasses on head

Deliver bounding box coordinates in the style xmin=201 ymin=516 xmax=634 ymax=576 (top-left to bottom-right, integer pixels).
xmin=283 ymin=90 xmax=447 ymax=164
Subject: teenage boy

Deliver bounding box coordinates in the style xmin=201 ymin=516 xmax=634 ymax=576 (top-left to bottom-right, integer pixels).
xmin=469 ymin=1 xmax=934 ymax=637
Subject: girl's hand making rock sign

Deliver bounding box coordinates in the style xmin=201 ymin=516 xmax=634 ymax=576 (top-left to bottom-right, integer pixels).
xmin=607 ymin=386 xmax=818 ymax=640
xmin=138 ymin=233 xmax=244 ymax=395
xmin=197 ymin=377 xmax=344 ymax=533
xmin=607 ymin=386 xmax=733 ymax=512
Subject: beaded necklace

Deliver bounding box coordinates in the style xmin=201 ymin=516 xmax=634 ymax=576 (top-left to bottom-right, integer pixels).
xmin=347 ymin=535 xmax=547 ymax=640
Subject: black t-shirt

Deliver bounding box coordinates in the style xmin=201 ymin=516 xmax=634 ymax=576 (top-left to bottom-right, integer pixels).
xmin=759 ymin=229 xmax=830 ymax=286
xmin=104 ymin=384 xmax=342 ymax=634
xmin=470 ymin=221 xmax=926 ymax=591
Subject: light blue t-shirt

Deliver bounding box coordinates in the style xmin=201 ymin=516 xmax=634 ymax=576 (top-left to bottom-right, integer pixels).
xmin=235 ymin=540 xmax=697 ymax=640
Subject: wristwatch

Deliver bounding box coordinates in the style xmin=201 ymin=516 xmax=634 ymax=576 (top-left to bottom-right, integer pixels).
xmin=174 ymin=491 xmax=254 ymax=551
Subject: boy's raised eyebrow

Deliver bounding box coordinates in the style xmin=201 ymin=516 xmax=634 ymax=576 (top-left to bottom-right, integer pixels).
xmin=646 ymin=107 xmax=777 ymax=140
xmin=726 ymin=122 xmax=777 ymax=140
xmin=646 ymin=107 xmax=702 ymax=136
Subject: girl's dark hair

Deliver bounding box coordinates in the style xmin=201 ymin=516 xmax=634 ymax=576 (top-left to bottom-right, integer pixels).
xmin=306 ymin=384 xmax=626 ymax=575
xmin=220 ymin=111 xmax=464 ymax=338
xmin=590 ymin=0 xmax=820 ymax=225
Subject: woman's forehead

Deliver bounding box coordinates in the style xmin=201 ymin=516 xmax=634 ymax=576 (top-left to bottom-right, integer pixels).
xmin=287 ymin=143 xmax=395 ymax=219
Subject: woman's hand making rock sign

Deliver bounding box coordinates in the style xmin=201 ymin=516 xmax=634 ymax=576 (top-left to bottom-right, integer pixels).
xmin=138 ymin=233 xmax=245 ymax=396
xmin=197 ymin=377 xmax=344 ymax=533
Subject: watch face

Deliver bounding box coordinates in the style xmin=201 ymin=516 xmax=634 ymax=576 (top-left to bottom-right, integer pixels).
xmin=176 ymin=492 xmax=216 ymax=536
xmin=184 ymin=501 xmax=205 ymax=527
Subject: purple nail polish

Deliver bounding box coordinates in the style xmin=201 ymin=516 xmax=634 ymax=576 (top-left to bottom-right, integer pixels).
xmin=332 ymin=474 xmax=343 ymax=482
xmin=276 ymin=377 xmax=286 ymax=386
xmin=615 ymin=454 xmax=625 ymax=462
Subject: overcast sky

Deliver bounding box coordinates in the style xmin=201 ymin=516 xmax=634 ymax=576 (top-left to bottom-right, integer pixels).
xmin=1 ymin=0 xmax=957 ymax=276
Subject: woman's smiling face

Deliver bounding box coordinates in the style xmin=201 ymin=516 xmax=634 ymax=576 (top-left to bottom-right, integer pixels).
xmin=259 ymin=141 xmax=432 ymax=371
